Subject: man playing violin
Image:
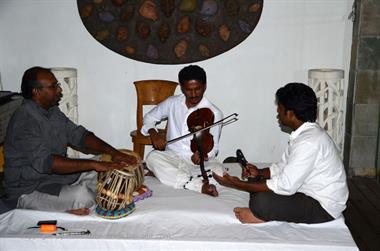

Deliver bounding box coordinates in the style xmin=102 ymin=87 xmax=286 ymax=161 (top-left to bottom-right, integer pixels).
xmin=141 ymin=65 xmax=224 ymax=196
xmin=213 ymin=83 xmax=348 ymax=224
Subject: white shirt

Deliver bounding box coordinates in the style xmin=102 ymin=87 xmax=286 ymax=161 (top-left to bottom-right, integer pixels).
xmin=141 ymin=94 xmax=223 ymax=160
xmin=266 ymin=122 xmax=348 ymax=219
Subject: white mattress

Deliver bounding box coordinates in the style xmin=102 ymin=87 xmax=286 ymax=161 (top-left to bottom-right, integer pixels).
xmin=0 ymin=164 xmax=358 ymax=251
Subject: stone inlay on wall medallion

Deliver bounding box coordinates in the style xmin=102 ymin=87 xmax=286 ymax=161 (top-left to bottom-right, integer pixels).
xmin=77 ymin=0 xmax=263 ymax=64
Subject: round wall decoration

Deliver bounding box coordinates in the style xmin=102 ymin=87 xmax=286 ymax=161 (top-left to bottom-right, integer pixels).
xmin=77 ymin=0 xmax=263 ymax=64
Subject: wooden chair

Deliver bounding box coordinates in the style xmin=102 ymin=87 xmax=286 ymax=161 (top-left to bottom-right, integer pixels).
xmin=130 ymin=80 xmax=178 ymax=158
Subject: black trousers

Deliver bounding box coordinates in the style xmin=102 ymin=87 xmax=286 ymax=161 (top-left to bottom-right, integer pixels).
xmin=249 ymin=191 xmax=334 ymax=224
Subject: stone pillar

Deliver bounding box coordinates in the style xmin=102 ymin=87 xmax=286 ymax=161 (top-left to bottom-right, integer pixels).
xmin=51 ymin=67 xmax=79 ymax=158
xmin=344 ymin=0 xmax=380 ymax=178
xmin=308 ymin=69 xmax=345 ymax=155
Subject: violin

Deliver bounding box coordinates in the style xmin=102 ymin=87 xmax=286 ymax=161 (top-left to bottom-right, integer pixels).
xmin=166 ymin=109 xmax=239 ymax=184
xmin=187 ymin=108 xmax=214 ymax=159
xmin=187 ymin=108 xmax=215 ymax=183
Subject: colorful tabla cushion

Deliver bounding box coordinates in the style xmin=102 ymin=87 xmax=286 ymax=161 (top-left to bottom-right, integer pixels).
xmin=95 ymin=201 xmax=136 ymax=219
xmin=133 ymin=185 xmax=153 ymax=202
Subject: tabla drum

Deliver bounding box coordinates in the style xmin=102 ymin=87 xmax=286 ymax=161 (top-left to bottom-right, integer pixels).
xmin=100 ymin=149 xmax=144 ymax=191
xmin=95 ymin=149 xmax=152 ymax=219
xmin=96 ymin=168 xmax=136 ymax=212
xmin=125 ymin=162 xmax=144 ymax=190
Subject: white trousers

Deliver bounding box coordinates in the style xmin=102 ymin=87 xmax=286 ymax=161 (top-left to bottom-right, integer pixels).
xmin=146 ymin=150 xmax=225 ymax=193
xmin=17 ymin=171 xmax=97 ymax=212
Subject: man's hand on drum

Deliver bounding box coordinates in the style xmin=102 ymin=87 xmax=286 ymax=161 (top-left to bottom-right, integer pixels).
xmin=148 ymin=128 xmax=167 ymax=150
xmin=191 ymin=151 xmax=208 ymax=165
xmin=93 ymin=161 xmax=127 ymax=172
xmin=242 ymin=164 xmax=259 ymax=179
xmin=111 ymin=150 xmax=138 ymax=165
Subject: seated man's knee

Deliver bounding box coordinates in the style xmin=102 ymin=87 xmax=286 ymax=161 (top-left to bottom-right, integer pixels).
xmin=249 ymin=192 xmax=273 ymax=220
xmin=146 ymin=150 xmax=171 ymax=170
xmin=146 ymin=150 xmax=162 ymax=164
xmin=70 ymin=186 xmax=96 ymax=209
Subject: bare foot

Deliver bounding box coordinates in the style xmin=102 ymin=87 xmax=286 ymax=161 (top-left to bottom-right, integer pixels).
xmin=67 ymin=208 xmax=90 ymax=216
xmin=233 ymin=207 xmax=265 ymax=224
xmin=201 ymin=183 xmax=218 ymax=197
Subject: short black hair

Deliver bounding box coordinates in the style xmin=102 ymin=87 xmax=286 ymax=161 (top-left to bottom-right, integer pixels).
xmin=276 ymin=82 xmax=317 ymax=122
xmin=21 ymin=66 xmax=51 ymax=99
xmin=178 ymin=65 xmax=206 ymax=85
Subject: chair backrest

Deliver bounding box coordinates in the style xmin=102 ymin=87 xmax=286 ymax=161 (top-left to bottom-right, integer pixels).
xmin=134 ymin=80 xmax=178 ymax=130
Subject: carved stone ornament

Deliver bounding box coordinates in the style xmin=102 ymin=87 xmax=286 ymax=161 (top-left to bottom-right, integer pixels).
xmin=77 ymin=0 xmax=263 ymax=64
xmin=51 ymin=68 xmax=80 ymax=158
xmin=308 ymin=69 xmax=345 ymax=156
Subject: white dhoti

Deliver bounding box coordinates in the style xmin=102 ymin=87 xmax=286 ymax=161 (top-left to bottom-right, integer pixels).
xmin=17 ymin=171 xmax=97 ymax=212
xmin=146 ymin=150 xmax=225 ymax=193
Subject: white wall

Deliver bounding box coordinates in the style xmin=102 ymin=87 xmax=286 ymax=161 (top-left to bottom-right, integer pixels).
xmin=0 ymin=0 xmax=353 ymax=163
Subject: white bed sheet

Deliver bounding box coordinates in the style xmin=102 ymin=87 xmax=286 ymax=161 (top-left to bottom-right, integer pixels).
xmin=0 ymin=164 xmax=358 ymax=251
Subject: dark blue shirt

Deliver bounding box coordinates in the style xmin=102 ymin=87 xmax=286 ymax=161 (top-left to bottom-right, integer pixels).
xmin=3 ymin=99 xmax=90 ymax=199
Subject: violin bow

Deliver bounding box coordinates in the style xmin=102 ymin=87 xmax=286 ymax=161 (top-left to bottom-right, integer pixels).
xmin=167 ymin=113 xmax=239 ymax=145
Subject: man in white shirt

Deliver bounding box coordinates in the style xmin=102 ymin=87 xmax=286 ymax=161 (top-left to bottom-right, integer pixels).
xmin=141 ymin=65 xmax=224 ymax=197
xmin=213 ymin=83 xmax=348 ymax=224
